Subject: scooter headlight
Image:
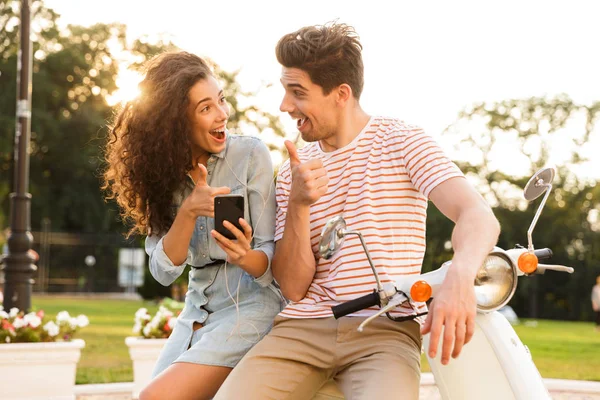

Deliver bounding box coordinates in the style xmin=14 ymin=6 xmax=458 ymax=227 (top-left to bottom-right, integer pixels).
xmin=475 ymin=252 xmax=518 ymax=313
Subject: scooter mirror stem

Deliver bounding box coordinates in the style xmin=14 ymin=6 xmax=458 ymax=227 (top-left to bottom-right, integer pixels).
xmin=527 ymin=180 xmax=552 ymax=251
xmin=345 ymin=230 xmax=385 ymax=293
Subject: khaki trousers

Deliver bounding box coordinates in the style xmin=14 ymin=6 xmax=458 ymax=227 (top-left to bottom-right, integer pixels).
xmin=214 ymin=316 xmax=422 ymax=400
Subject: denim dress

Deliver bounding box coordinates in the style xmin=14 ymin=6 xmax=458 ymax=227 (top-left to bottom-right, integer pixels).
xmin=145 ymin=134 xmax=286 ymax=374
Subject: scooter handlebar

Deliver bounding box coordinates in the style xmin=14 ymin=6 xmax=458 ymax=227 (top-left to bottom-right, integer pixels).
xmin=533 ymin=248 xmax=553 ymax=261
xmin=530 ymin=248 xmax=574 ymax=274
xmin=331 ymin=290 xmax=381 ymax=319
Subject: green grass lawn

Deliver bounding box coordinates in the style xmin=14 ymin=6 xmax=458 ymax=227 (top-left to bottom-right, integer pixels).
xmin=32 ymin=296 xmax=160 ymax=384
xmin=420 ymin=319 xmax=600 ymax=382
xmin=513 ymin=320 xmax=600 ymax=381
xmin=32 ymin=297 xmax=600 ymax=384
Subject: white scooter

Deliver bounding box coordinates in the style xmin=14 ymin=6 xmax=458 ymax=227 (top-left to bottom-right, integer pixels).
xmin=317 ymin=166 xmax=573 ymax=400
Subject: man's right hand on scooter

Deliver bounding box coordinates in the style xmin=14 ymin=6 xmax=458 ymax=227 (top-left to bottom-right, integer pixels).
xmin=419 ymin=175 xmax=500 ymax=366
xmin=285 ymin=140 xmax=329 ymax=205
xmin=421 ymin=263 xmax=477 ymax=365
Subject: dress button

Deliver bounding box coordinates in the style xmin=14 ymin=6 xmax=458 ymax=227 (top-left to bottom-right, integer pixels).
xmin=200 ymin=226 xmax=204 ymax=230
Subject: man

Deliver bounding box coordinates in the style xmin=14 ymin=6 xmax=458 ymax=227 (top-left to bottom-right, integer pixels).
xmin=215 ymin=22 xmax=500 ymax=400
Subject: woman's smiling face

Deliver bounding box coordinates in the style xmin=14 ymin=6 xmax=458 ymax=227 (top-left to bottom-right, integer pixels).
xmin=187 ymin=75 xmax=230 ymax=156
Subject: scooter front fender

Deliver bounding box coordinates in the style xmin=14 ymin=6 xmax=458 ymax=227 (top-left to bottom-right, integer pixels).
xmin=424 ymin=312 xmax=550 ymax=400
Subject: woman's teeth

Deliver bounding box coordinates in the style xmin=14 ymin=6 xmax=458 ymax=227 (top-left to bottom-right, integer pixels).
xmin=210 ymin=129 xmax=225 ymax=139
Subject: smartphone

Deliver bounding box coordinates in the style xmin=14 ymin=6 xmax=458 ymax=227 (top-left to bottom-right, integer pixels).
xmin=214 ymin=194 xmax=245 ymax=240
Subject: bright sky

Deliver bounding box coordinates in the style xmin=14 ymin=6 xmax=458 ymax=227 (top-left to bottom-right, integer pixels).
xmin=46 ymin=0 xmax=600 ymax=177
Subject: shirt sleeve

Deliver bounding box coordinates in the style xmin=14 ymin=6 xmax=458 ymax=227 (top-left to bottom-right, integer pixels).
xmin=247 ymin=139 xmax=277 ymax=287
xmin=144 ymin=234 xmax=189 ymax=286
xmin=274 ymin=160 xmax=291 ymax=243
xmin=397 ymin=126 xmax=464 ymax=198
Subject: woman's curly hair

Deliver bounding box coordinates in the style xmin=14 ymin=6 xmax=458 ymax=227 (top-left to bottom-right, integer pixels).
xmin=103 ymin=51 xmax=213 ymax=237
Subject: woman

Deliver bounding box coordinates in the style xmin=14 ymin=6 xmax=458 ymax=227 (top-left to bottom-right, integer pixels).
xmin=103 ymin=51 xmax=284 ymax=400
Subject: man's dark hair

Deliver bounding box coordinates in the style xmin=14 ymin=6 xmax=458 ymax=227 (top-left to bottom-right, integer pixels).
xmin=276 ymin=22 xmax=364 ymax=99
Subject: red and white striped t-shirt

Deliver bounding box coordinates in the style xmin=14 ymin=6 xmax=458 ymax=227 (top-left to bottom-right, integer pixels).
xmin=275 ymin=116 xmax=464 ymax=318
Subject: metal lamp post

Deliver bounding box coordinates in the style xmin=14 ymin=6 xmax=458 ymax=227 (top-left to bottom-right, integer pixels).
xmin=3 ymin=0 xmax=35 ymax=312
xmin=84 ymin=255 xmax=96 ymax=293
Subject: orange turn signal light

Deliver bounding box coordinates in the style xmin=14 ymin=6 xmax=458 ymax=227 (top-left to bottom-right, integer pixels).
xmin=410 ymin=280 xmax=432 ymax=302
xmin=518 ymin=251 xmax=538 ymax=274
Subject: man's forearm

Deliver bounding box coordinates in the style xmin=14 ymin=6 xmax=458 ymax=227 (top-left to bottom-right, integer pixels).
xmin=272 ymin=203 xmax=316 ymax=302
xmin=449 ymin=204 xmax=501 ymax=278
xmin=424 ymin=178 xmax=501 ymax=363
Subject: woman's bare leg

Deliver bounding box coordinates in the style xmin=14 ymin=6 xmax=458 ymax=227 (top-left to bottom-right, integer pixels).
xmin=139 ymin=362 xmax=232 ymax=400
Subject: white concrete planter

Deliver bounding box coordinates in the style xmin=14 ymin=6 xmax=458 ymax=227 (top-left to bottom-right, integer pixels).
xmin=0 ymin=339 xmax=85 ymax=400
xmin=125 ymin=336 xmax=167 ymax=399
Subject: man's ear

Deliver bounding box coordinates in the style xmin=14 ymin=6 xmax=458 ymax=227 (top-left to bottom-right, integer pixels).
xmin=335 ymin=84 xmax=353 ymax=106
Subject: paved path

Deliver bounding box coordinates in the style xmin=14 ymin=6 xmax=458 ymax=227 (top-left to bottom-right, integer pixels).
xmin=75 ymin=388 xmax=600 ymax=400
xmin=74 ymin=376 xmax=600 ymax=400
xmin=417 ymin=386 xmax=600 ymax=400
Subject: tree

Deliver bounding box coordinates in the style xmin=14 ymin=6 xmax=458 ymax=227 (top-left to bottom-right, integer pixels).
xmin=214 ymin=64 xmax=286 ymax=152
xmin=1 ymin=0 xmax=61 ymax=229
xmin=446 ymin=95 xmax=599 ymax=203
xmin=0 ymin=0 xmax=286 ymax=294
xmin=1 ymin=1 xmax=286 ymax=232
xmin=432 ymin=95 xmax=600 ymax=321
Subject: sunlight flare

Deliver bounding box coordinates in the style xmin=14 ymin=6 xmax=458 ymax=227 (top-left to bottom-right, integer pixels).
xmin=106 ymin=68 xmax=143 ymax=106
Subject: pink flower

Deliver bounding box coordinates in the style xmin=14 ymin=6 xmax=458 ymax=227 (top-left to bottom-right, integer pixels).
xmin=2 ymin=320 xmax=15 ymax=333
xmin=134 ymin=307 xmax=179 ymax=339
xmin=0 ymin=308 xmax=88 ymax=344
xmin=167 ymin=316 xmax=177 ymax=330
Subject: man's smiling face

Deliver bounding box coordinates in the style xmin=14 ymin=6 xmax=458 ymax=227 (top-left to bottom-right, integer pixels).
xmin=279 ymin=67 xmax=338 ymax=143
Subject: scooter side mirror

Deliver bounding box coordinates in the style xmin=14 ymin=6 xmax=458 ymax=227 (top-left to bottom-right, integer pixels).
xmin=318 ymin=215 xmax=347 ymax=260
xmin=523 ymin=167 xmax=555 ymax=201
xmin=523 ymin=166 xmax=556 ymax=251
xmin=318 ymin=215 xmax=386 ymax=293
